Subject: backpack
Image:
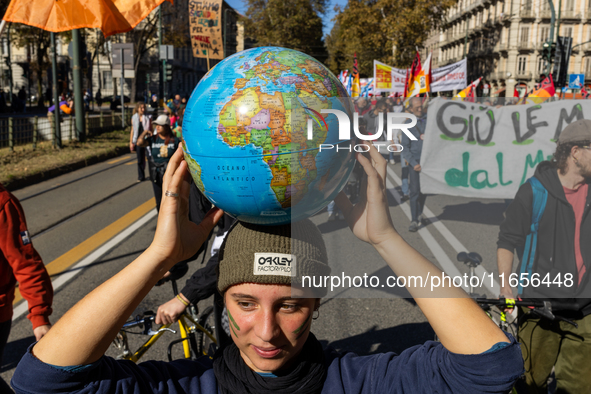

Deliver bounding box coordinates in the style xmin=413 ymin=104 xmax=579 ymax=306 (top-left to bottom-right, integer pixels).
xmin=517 ymin=176 xmax=548 ymax=295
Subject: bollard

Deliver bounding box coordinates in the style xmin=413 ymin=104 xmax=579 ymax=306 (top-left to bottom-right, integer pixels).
xmin=8 ymin=117 xmax=13 ymax=152
xmin=100 ymin=111 xmax=104 ymax=130
xmin=51 ymin=115 xmax=56 ymax=148
xmin=86 ymin=112 xmax=90 ymax=137
xmin=70 ymin=117 xmax=74 ymax=141
xmin=33 ymin=116 xmax=38 ymax=150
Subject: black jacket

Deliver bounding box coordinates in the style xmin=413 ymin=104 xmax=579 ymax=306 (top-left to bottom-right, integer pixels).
xmin=498 ymin=161 xmax=591 ymax=315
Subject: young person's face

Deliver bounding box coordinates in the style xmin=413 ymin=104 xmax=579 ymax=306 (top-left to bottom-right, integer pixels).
xmin=225 ymin=283 xmax=318 ymax=373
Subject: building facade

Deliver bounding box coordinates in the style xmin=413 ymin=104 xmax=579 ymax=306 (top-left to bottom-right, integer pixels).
xmin=0 ymin=0 xmax=245 ymax=106
xmin=430 ymin=0 xmax=591 ymax=96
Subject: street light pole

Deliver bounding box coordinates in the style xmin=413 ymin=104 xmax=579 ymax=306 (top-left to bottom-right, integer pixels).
xmin=120 ymin=47 xmax=124 ymax=129
xmin=159 ymin=6 xmax=164 ymax=108
xmin=545 ymin=0 xmax=556 ymax=76
xmin=51 ymin=32 xmax=61 ymax=149
xmin=6 ymin=24 xmax=12 ymax=109
xmin=72 ymin=29 xmax=86 ymax=141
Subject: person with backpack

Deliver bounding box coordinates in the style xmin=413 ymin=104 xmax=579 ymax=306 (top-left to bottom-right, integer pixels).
xmin=136 ymin=114 xmax=180 ymax=211
xmin=497 ymin=119 xmax=591 ymax=393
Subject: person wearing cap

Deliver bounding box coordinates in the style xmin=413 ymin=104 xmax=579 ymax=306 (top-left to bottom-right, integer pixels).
xmin=137 ymin=114 xmax=180 ymax=211
xmin=497 ymin=119 xmax=591 ymax=393
xmin=12 ymin=145 xmax=523 ymax=393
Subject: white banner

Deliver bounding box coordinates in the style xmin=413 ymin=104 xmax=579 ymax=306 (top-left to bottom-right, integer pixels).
xmin=421 ymin=98 xmax=591 ymax=199
xmin=373 ymin=60 xmax=406 ymax=93
xmin=430 ymin=59 xmax=467 ymax=92
xmin=373 ymin=58 xmax=467 ymax=94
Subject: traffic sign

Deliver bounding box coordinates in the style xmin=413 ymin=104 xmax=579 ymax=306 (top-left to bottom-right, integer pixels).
xmin=569 ymin=74 xmax=585 ymax=89
xmin=112 ymin=43 xmax=134 ymax=69
xmin=159 ymin=45 xmax=174 ymax=60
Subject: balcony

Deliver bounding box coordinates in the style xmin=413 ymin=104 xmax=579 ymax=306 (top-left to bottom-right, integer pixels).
xmin=539 ymin=10 xmax=552 ymax=19
xmin=517 ymin=41 xmax=533 ymax=50
xmin=495 ymin=42 xmax=509 ymax=52
xmin=519 ymin=9 xmax=535 ymax=19
xmin=583 ymin=43 xmax=591 ymax=52
xmin=496 ymin=70 xmax=508 ymax=80
xmin=515 ymin=71 xmax=533 ymax=80
xmin=560 ymin=10 xmax=581 ymax=20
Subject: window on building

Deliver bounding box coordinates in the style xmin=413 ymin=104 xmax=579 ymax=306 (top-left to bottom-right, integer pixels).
xmin=540 ymin=26 xmax=549 ymax=42
xmin=565 ymin=0 xmax=574 ymax=11
xmin=564 ymin=27 xmax=573 ymax=37
xmin=518 ymin=56 xmax=528 ymax=74
xmin=542 ymin=1 xmax=550 ymax=10
xmin=524 ymin=0 xmax=532 ymax=11
xmin=520 ymin=27 xmax=530 ymax=43
xmin=585 ymin=58 xmax=591 ymax=75
xmin=103 ymin=71 xmax=113 ymax=90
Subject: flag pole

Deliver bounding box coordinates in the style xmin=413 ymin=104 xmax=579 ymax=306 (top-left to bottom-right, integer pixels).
xmin=206 ymin=47 xmax=211 ymax=71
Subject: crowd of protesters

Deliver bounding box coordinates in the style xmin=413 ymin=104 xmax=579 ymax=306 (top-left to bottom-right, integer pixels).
xmin=3 ymin=84 xmax=591 ymax=393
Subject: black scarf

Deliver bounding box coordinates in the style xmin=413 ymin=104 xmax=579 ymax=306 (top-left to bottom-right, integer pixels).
xmin=213 ymin=332 xmax=327 ymax=394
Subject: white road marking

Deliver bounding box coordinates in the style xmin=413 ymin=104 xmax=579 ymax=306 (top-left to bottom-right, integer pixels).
xmin=384 ymin=173 xmax=468 ymax=292
xmin=386 ymin=166 xmax=500 ymax=295
xmin=12 ymin=209 xmax=158 ymax=322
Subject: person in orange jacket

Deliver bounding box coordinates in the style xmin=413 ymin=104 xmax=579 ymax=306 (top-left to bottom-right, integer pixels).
xmin=0 ymin=182 xmax=53 ymax=384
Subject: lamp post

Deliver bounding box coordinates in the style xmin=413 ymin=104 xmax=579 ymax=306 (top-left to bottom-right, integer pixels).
xmin=545 ymin=0 xmax=557 ymax=76
xmin=72 ymin=29 xmax=86 ymax=141
xmin=51 ymin=32 xmax=61 ymax=149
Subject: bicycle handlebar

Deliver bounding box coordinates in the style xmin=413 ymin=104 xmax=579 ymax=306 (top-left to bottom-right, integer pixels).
xmin=122 ymin=312 xmax=156 ymax=329
xmin=476 ymin=298 xmax=580 ymax=328
xmin=476 ymin=298 xmax=581 ymax=311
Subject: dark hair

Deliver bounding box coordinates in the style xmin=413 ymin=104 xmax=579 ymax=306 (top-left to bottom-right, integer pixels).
xmin=552 ymin=140 xmax=591 ymax=174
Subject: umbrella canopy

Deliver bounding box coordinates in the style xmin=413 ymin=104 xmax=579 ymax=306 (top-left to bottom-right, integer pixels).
xmin=3 ymin=0 xmax=173 ymax=37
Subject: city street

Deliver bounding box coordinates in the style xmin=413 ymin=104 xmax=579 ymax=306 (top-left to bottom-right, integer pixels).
xmin=0 ymin=150 xmax=509 ymax=385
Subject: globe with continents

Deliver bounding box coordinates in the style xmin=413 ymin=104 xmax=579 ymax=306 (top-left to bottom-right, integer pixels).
xmin=182 ymin=46 xmax=355 ymax=225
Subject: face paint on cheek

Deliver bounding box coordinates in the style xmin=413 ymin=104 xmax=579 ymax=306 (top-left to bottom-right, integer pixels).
xmin=292 ymin=313 xmax=312 ymax=340
xmin=228 ymin=309 xmax=240 ymax=337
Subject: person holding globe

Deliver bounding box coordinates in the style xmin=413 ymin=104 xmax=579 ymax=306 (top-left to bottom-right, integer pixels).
xmin=12 ymin=144 xmax=523 ymax=394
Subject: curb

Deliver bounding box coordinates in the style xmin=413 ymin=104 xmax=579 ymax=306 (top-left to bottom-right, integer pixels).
xmin=5 ymin=146 xmax=129 ymax=192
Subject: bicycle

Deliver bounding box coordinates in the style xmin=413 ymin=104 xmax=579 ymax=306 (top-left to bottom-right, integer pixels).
xmin=111 ymin=263 xmax=218 ymax=363
xmin=458 ymin=251 xmax=581 ymax=394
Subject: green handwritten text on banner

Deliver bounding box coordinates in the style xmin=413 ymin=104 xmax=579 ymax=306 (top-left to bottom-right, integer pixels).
xmin=421 ymin=98 xmax=590 ymax=199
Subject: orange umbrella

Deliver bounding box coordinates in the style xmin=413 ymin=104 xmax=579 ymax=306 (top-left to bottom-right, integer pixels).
xmin=3 ymin=0 xmax=173 ymax=37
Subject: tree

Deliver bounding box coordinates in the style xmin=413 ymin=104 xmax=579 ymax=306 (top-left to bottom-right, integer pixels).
xmin=326 ymin=0 xmax=454 ymax=75
xmin=10 ymin=26 xmax=55 ymax=108
xmin=242 ymin=0 xmax=328 ymax=62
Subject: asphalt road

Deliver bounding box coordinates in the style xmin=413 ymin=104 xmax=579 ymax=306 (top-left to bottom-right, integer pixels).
xmin=0 ymin=151 xmax=511 ymax=389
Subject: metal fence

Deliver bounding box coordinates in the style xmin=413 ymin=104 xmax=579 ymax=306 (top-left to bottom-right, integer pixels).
xmin=0 ymin=110 xmax=133 ymax=150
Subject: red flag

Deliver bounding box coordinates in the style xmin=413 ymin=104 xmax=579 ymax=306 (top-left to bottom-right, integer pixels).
xmin=351 ymin=52 xmax=360 ymax=97
xmin=404 ymin=51 xmax=421 ymax=98
xmin=582 ymin=86 xmax=591 ymax=99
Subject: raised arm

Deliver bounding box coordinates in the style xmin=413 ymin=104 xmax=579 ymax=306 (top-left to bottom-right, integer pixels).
xmin=136 ymin=127 xmax=152 ymax=148
xmin=335 ymin=144 xmax=509 ymax=355
xmin=32 ymin=147 xmax=223 ymax=366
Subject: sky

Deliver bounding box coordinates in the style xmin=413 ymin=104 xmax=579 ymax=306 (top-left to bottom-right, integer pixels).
xmin=223 ymin=0 xmax=348 ymax=37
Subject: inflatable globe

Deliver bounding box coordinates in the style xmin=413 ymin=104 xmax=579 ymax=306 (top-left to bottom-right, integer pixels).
xmin=182 ymin=47 xmax=355 ymax=225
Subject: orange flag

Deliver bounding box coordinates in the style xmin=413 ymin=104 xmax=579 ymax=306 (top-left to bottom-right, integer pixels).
xmin=527 ymin=74 xmax=555 ymax=104
xmin=3 ymin=0 xmax=173 ymax=37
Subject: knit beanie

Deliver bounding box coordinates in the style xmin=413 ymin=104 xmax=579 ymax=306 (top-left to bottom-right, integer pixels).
xmin=217 ymin=219 xmax=331 ymax=297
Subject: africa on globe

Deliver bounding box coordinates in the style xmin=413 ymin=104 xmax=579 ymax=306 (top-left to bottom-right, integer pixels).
xmin=182 ymin=46 xmax=355 ymax=225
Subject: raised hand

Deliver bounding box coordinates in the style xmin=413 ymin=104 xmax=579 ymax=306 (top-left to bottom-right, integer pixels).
xmin=148 ymin=147 xmax=223 ymax=266
xmin=335 ymin=143 xmax=397 ymax=247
